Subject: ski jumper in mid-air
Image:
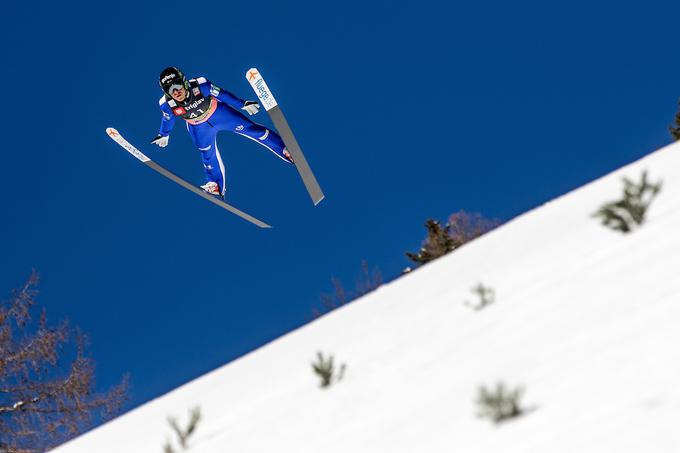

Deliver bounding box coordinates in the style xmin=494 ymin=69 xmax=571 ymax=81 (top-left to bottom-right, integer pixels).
xmin=151 ymin=66 xmax=292 ymax=197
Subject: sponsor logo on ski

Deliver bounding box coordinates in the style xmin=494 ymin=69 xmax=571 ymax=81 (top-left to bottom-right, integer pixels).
xmin=253 ymin=82 xmax=275 ymax=110
xmin=130 ymin=148 xmax=150 ymax=162
xmin=109 ymin=134 xmax=150 ymax=163
xmin=254 ymin=79 xmax=270 ymax=101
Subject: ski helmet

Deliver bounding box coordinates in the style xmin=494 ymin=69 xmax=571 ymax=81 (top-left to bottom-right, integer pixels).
xmin=159 ymin=67 xmax=188 ymax=96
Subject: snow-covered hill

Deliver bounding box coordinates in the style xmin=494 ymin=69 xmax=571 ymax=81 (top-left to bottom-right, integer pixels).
xmin=53 ymin=141 xmax=680 ymax=453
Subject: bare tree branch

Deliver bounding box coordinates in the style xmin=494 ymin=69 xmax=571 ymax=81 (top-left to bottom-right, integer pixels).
xmin=0 ymin=271 xmax=128 ymax=452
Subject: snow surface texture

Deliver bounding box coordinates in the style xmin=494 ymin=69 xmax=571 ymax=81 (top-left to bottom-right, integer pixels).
xmin=52 ymin=142 xmax=680 ymax=453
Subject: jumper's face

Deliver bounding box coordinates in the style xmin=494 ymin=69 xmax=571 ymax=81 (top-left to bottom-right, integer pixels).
xmin=169 ymin=86 xmax=188 ymax=102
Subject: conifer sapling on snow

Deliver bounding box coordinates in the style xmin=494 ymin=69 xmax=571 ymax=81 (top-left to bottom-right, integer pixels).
xmin=476 ymin=382 xmax=525 ymax=424
xmin=311 ymin=352 xmax=346 ymax=388
xmin=592 ymin=170 xmax=662 ymax=233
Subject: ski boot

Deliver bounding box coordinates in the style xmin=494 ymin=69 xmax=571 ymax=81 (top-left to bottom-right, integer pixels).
xmin=200 ymin=181 xmax=221 ymax=196
xmin=283 ymin=148 xmax=293 ymax=163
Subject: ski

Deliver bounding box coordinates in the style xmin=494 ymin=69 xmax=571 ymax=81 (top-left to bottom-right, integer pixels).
xmin=106 ymin=128 xmax=272 ymax=228
xmin=246 ymin=68 xmax=325 ymax=206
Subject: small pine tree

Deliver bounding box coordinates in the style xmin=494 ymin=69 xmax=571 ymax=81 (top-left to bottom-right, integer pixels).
xmin=311 ymin=352 xmax=346 ymax=389
xmin=476 ymin=382 xmax=525 ymax=424
xmin=406 ymin=219 xmax=457 ymax=264
xmin=407 ymin=212 xmax=499 ymax=266
xmin=592 ymin=170 xmax=662 ymax=233
xmin=163 ymin=406 xmax=202 ymax=452
xmin=465 ymin=283 xmax=495 ymax=311
xmin=669 ymin=100 xmax=680 ymax=140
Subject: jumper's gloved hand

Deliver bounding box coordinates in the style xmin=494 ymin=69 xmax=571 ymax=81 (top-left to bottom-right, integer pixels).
xmin=241 ymin=101 xmax=260 ymax=116
xmin=151 ymin=134 xmax=169 ymax=147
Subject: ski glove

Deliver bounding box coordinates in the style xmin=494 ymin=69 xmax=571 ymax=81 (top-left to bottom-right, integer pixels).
xmin=151 ymin=134 xmax=169 ymax=148
xmin=241 ymin=101 xmax=260 ymax=116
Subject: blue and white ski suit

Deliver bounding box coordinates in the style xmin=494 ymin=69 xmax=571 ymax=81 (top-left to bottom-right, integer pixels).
xmin=158 ymin=77 xmax=289 ymax=196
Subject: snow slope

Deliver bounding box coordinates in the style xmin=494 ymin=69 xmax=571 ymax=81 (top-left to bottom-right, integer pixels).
xmin=53 ymin=141 xmax=680 ymax=453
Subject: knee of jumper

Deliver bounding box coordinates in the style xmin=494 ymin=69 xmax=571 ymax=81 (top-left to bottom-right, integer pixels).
xmin=238 ymin=123 xmax=273 ymax=142
xmin=197 ymin=143 xmax=216 ymax=159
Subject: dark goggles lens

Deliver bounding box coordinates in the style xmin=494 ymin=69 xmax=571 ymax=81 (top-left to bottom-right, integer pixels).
xmin=166 ymin=83 xmax=185 ymax=95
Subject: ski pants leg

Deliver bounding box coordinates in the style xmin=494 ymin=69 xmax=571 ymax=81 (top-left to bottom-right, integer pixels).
xmin=186 ymin=122 xmax=226 ymax=196
xmin=209 ymin=104 xmax=291 ymax=162
xmin=186 ymin=103 xmax=291 ymax=196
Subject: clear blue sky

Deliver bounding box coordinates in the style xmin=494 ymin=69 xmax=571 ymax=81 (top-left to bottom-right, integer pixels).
xmin=3 ymin=0 xmax=679 ymax=413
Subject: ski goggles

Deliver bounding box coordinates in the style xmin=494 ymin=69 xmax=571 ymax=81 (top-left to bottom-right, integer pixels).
xmin=166 ymin=83 xmax=185 ymax=95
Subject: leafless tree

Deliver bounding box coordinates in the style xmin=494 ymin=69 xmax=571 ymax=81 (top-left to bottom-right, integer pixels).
xmin=314 ymin=261 xmax=383 ymax=317
xmin=447 ymin=211 xmax=499 ymax=248
xmin=0 ymin=271 xmax=128 ymax=453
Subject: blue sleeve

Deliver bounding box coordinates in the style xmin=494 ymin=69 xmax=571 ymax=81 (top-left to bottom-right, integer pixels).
xmin=197 ymin=77 xmax=245 ymax=110
xmin=158 ymin=97 xmax=175 ymax=136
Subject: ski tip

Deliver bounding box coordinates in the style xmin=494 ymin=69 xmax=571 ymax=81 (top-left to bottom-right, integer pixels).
xmin=106 ymin=127 xmax=119 ymax=138
xmin=245 ymin=68 xmax=260 ymax=81
xmin=313 ymin=195 xmax=325 ymax=206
